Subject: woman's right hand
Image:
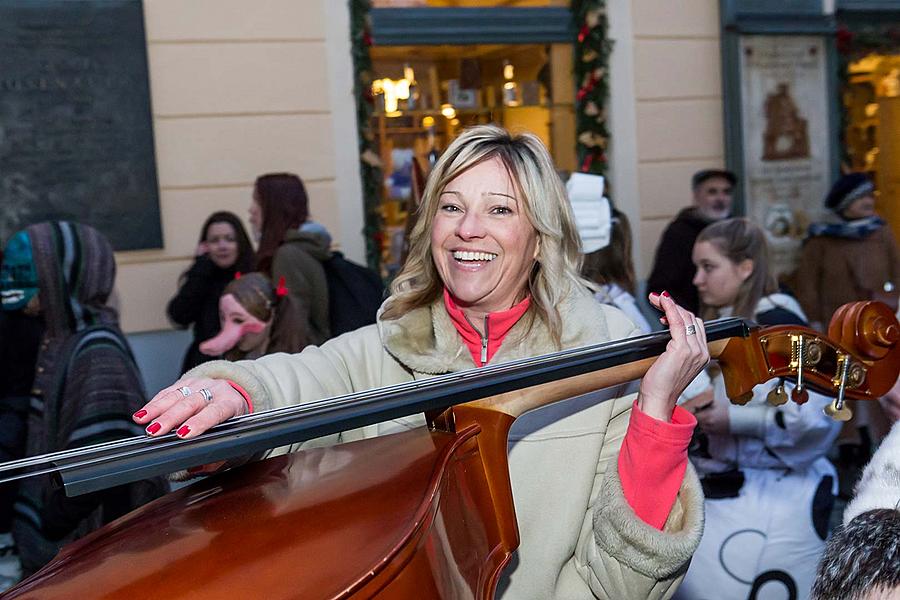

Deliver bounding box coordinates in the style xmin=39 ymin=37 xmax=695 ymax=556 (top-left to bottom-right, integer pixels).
xmin=133 ymin=377 xmax=249 ymax=439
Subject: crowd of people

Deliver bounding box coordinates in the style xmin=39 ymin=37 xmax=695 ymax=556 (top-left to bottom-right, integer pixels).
xmin=0 ymin=124 xmax=898 ymax=598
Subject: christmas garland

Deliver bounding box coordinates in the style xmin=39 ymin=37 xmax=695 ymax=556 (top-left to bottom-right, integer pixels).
xmin=572 ymin=0 xmax=612 ymax=175
xmin=349 ymin=0 xmax=383 ymax=271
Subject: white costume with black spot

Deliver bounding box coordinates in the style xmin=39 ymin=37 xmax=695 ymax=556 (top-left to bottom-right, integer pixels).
xmin=674 ymin=294 xmax=841 ymax=600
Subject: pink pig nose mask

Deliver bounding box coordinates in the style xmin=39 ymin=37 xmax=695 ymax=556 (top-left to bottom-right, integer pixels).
xmin=199 ymin=294 xmax=269 ymax=356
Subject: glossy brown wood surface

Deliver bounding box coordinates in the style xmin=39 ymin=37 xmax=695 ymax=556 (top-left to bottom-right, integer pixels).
xmin=2 ymin=426 xmax=514 ymax=600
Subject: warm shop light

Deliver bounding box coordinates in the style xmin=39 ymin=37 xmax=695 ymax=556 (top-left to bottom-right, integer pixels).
xmin=422 ymin=116 xmax=435 ymax=128
xmin=503 ymin=61 xmax=514 ymax=81
xmin=440 ymin=103 xmax=457 ymax=119
xmin=372 ymin=77 xmax=411 ymax=114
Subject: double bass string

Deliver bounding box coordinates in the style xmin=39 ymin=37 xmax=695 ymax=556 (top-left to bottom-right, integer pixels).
xmin=0 ymin=319 xmax=751 ymax=495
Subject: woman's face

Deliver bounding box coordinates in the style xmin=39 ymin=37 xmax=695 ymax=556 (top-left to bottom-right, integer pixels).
xmin=199 ymin=294 xmax=269 ymax=356
xmin=692 ymin=240 xmax=753 ymax=309
xmin=205 ymin=222 xmax=239 ymax=269
xmin=430 ymin=157 xmax=539 ymax=319
xmin=842 ymin=194 xmax=876 ymax=220
xmin=249 ymin=192 xmax=263 ymax=242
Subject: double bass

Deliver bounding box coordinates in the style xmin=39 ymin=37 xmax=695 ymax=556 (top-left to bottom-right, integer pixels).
xmin=1 ymin=301 xmax=898 ymax=599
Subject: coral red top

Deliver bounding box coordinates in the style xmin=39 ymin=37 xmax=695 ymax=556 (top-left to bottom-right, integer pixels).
xmin=443 ymin=290 xmax=694 ymax=529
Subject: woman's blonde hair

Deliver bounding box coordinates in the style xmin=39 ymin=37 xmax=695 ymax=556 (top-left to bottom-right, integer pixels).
xmin=696 ymin=217 xmax=777 ymax=320
xmin=382 ymin=124 xmax=589 ymax=346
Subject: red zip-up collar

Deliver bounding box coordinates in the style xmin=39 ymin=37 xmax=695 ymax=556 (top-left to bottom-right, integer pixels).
xmin=443 ymin=288 xmax=531 ymax=367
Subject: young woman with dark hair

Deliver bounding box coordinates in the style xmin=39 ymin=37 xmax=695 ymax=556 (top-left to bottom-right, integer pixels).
xmin=580 ymin=208 xmax=652 ymax=333
xmin=250 ymin=173 xmax=331 ymax=345
xmin=167 ymin=211 xmax=256 ymax=373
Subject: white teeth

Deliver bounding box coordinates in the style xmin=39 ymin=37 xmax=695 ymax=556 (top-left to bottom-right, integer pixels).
xmin=453 ymin=250 xmax=497 ymax=262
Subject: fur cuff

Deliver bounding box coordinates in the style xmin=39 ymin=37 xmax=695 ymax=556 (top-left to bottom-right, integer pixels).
xmin=184 ymin=360 xmax=273 ymax=413
xmin=594 ymin=462 xmax=704 ymax=579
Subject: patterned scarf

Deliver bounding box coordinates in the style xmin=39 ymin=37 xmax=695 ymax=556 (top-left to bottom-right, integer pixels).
xmin=807 ymin=215 xmax=886 ymax=240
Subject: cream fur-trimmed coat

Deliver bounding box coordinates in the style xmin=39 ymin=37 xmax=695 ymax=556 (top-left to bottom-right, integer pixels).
xmin=188 ymin=287 xmax=704 ymax=599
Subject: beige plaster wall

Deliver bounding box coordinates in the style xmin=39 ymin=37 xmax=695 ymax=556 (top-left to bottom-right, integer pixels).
xmin=611 ymin=0 xmax=726 ymax=279
xmin=116 ymin=0 xmax=363 ymax=333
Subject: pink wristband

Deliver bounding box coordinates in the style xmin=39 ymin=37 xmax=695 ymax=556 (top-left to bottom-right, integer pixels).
xmin=226 ymin=380 xmax=253 ymax=414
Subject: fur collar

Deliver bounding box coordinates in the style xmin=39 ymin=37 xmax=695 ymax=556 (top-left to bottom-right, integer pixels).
xmin=378 ymin=287 xmax=613 ymax=375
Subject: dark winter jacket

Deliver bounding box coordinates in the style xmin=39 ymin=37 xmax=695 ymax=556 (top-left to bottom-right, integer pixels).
xmin=647 ymin=208 xmax=715 ymax=314
xmin=167 ymin=255 xmax=239 ymax=373
xmin=272 ymin=228 xmax=331 ymax=346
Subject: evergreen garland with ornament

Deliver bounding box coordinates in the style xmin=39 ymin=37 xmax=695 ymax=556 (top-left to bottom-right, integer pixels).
xmin=572 ymin=0 xmax=612 ymax=175
xmin=350 ymin=0 xmax=384 ymax=271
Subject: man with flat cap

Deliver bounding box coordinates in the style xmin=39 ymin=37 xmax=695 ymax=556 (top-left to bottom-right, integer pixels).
xmin=647 ymin=168 xmax=737 ymax=313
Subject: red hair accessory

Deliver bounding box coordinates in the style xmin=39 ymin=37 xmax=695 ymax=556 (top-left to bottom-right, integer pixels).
xmin=275 ymin=276 xmax=288 ymax=297
xmin=234 ymin=271 xmax=242 ymax=279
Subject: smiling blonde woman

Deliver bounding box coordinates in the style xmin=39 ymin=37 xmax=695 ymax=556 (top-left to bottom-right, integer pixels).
xmin=135 ymin=125 xmax=711 ymax=599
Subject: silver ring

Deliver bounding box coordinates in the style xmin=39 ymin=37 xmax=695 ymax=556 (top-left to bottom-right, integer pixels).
xmin=199 ymin=388 xmax=213 ymax=403
xmin=178 ymin=386 xmax=192 ymax=398
xmin=685 ymin=324 xmax=697 ymax=336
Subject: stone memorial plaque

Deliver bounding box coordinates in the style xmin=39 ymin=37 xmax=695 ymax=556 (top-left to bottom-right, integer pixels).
xmin=0 ymin=0 xmax=162 ymax=250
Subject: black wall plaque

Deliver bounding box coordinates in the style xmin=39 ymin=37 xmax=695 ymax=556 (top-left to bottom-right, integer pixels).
xmin=0 ymin=0 xmax=162 ymax=251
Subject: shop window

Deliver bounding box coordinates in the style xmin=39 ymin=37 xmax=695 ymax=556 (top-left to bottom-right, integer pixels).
xmin=370 ymin=43 xmax=575 ymax=276
xmin=845 ymin=53 xmax=900 ymax=239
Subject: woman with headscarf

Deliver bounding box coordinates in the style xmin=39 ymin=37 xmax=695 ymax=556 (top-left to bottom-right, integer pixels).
xmin=0 ymin=221 xmax=167 ymax=576
xmin=135 ymin=126 xmax=709 ymax=599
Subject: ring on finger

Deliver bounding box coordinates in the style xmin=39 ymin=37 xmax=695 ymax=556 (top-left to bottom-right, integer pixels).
xmin=178 ymin=386 xmax=192 ymax=398
xmin=199 ymin=388 xmax=213 ymax=403
xmin=685 ymin=324 xmax=697 ymax=336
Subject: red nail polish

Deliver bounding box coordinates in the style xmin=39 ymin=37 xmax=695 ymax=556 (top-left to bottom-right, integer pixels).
xmin=133 ymin=409 xmax=148 ymax=419
xmin=146 ymin=422 xmax=161 ymax=435
xmin=176 ymin=425 xmax=191 ymax=437
xmin=662 ymin=291 xmax=671 ymax=298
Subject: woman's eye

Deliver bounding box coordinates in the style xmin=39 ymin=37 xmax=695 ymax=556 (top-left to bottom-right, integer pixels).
xmin=491 ymin=206 xmax=513 ymax=215
xmin=440 ymin=203 xmax=461 ymax=212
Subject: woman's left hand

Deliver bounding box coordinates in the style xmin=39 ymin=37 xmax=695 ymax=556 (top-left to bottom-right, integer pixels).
xmin=638 ymin=292 xmax=710 ymax=422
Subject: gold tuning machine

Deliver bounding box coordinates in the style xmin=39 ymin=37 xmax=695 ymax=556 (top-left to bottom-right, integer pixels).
xmin=790 ymin=334 xmax=809 ymax=404
xmin=825 ymin=353 xmax=854 ymax=422
xmin=766 ymin=379 xmax=788 ymax=406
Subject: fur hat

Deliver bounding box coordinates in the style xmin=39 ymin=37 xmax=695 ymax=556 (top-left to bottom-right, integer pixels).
xmin=825 ymin=173 xmax=875 ymax=215
xmin=566 ymin=173 xmax=612 ymax=253
xmin=844 ymin=420 xmax=900 ymax=525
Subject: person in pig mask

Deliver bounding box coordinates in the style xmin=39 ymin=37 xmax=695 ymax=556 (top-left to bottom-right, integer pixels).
xmin=200 ymin=272 xmax=308 ymax=361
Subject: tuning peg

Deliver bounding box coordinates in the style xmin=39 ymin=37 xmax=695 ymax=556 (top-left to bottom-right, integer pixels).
xmin=791 ymin=386 xmax=809 ymax=405
xmin=824 ymin=399 xmax=853 ymax=422
xmin=767 ymin=380 xmax=788 ymax=406
xmin=790 ymin=334 xmax=808 ymax=405
xmin=825 ymin=352 xmax=853 ymax=422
